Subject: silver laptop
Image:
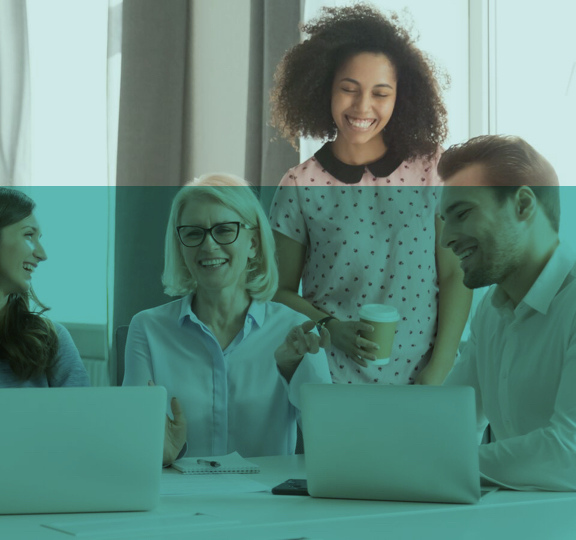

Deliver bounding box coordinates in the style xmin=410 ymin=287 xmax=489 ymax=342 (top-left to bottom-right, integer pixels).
xmin=301 ymin=384 xmax=480 ymax=504
xmin=0 ymin=386 xmax=166 ymax=514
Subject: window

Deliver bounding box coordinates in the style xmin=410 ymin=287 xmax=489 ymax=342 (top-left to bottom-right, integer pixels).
xmin=27 ymin=0 xmax=109 ymax=187
xmin=29 ymin=187 xmax=111 ymax=326
xmin=26 ymin=0 xmax=112 ymax=327
xmin=493 ymin=0 xmax=576 ymax=188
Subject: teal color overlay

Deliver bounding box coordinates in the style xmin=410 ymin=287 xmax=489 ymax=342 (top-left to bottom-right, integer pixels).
xmin=7 ymin=185 xmax=576 ymax=331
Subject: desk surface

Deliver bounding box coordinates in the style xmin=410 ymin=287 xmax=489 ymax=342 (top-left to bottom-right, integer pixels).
xmin=2 ymin=455 xmax=576 ymax=540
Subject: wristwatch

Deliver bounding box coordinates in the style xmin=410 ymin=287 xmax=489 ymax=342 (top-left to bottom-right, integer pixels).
xmin=316 ymin=316 xmax=337 ymax=332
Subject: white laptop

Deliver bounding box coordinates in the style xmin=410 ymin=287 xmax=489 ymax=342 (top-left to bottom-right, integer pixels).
xmin=301 ymin=384 xmax=481 ymax=504
xmin=0 ymin=386 xmax=166 ymax=514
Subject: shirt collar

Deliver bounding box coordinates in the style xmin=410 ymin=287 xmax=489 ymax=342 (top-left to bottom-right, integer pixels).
xmin=492 ymin=243 xmax=576 ymax=315
xmin=178 ymin=294 xmax=196 ymax=327
xmin=245 ymin=300 xmax=265 ymax=329
xmin=177 ymin=294 xmax=266 ymax=330
xmin=314 ymin=142 xmax=404 ymax=184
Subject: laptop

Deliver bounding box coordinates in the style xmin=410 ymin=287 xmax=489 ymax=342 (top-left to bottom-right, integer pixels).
xmin=0 ymin=386 xmax=166 ymax=514
xmin=300 ymin=384 xmax=481 ymax=504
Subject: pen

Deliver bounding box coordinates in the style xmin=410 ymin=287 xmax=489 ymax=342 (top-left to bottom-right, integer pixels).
xmin=197 ymin=459 xmax=221 ymax=468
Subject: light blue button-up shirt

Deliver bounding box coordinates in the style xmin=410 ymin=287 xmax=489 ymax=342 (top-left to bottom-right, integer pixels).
xmin=445 ymin=243 xmax=576 ymax=490
xmin=123 ymin=295 xmax=331 ymax=457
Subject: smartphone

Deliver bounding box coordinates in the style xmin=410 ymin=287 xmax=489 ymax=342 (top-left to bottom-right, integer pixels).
xmin=271 ymin=478 xmax=309 ymax=496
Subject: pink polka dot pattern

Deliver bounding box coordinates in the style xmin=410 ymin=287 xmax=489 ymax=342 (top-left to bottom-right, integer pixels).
xmin=270 ymin=154 xmax=441 ymax=385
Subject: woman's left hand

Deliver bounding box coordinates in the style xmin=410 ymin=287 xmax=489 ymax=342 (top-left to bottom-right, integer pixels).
xmin=149 ymin=380 xmax=187 ymax=466
xmin=275 ymin=320 xmax=330 ymax=381
xmin=162 ymin=396 xmax=187 ymax=466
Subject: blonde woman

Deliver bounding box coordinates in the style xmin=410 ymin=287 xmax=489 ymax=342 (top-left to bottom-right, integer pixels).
xmin=123 ymin=174 xmax=331 ymax=465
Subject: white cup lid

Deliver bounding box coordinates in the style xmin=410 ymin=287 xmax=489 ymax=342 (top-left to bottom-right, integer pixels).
xmin=358 ymin=304 xmax=400 ymax=323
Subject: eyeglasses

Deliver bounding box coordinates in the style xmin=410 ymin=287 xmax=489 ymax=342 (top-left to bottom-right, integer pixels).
xmin=176 ymin=222 xmax=255 ymax=248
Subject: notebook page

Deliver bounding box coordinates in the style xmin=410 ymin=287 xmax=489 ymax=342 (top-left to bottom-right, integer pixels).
xmin=172 ymin=451 xmax=260 ymax=475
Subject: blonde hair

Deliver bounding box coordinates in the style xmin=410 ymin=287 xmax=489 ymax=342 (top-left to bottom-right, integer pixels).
xmin=162 ymin=173 xmax=278 ymax=301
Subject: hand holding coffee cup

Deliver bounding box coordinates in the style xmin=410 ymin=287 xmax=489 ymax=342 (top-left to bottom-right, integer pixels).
xmin=358 ymin=304 xmax=400 ymax=366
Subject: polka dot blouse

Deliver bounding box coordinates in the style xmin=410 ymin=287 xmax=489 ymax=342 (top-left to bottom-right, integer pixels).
xmin=269 ymin=143 xmax=442 ymax=385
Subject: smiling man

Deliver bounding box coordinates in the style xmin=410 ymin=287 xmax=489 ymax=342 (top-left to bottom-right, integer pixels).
xmin=437 ymin=135 xmax=576 ymax=491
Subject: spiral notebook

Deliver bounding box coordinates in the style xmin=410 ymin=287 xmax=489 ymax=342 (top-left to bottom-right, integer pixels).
xmin=172 ymin=451 xmax=260 ymax=475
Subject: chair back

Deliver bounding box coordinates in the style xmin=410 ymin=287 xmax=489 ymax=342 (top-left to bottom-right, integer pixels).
xmin=115 ymin=325 xmax=130 ymax=386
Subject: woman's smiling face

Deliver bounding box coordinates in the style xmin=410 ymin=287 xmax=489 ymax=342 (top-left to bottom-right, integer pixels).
xmin=0 ymin=213 xmax=47 ymax=300
xmin=178 ymin=198 xmax=258 ymax=296
xmin=331 ymin=52 xmax=397 ymax=154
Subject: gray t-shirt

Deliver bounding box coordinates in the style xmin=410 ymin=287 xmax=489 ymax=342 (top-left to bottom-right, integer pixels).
xmin=0 ymin=322 xmax=90 ymax=388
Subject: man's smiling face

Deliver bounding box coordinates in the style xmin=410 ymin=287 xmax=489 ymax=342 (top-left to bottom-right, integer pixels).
xmin=439 ymin=164 xmax=525 ymax=290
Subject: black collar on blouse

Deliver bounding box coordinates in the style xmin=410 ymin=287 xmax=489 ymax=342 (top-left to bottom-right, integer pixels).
xmin=314 ymin=143 xmax=404 ymax=184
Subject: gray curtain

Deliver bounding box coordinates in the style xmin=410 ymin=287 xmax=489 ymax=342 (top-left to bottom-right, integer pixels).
xmin=112 ymin=187 xmax=179 ymax=328
xmin=245 ymin=0 xmax=301 ymax=211
xmin=116 ymin=0 xmax=192 ymax=187
xmin=112 ymin=0 xmax=192 ymax=383
xmin=111 ymin=186 xmax=179 ymax=384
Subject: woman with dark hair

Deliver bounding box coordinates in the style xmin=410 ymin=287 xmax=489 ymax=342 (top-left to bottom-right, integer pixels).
xmin=0 ymin=188 xmax=89 ymax=387
xmin=269 ymin=4 xmax=472 ymax=386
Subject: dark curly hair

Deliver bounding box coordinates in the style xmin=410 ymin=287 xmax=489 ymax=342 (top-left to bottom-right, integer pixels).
xmin=270 ymin=3 xmax=449 ymax=160
xmin=0 ymin=188 xmax=59 ymax=380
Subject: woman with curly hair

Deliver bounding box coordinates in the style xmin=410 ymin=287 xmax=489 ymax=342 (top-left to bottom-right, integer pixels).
xmin=0 ymin=188 xmax=89 ymax=387
xmin=269 ymin=4 xmax=472 ymax=386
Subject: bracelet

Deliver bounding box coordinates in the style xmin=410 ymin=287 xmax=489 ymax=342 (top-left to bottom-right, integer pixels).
xmin=316 ymin=316 xmax=337 ymax=332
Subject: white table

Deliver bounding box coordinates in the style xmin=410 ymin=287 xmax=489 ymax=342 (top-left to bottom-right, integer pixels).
xmin=2 ymin=455 xmax=576 ymax=539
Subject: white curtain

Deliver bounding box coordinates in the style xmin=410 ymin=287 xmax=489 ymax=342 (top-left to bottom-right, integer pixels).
xmin=107 ymin=0 xmax=122 ymax=188
xmin=106 ymin=0 xmax=123 ymax=384
xmin=0 ymin=0 xmax=31 ymax=186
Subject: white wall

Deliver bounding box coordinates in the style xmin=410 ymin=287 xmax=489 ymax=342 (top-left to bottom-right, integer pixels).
xmin=191 ymin=0 xmax=251 ymax=179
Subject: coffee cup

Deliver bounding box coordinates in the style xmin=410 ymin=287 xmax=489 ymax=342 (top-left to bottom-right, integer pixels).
xmin=358 ymin=304 xmax=400 ymax=366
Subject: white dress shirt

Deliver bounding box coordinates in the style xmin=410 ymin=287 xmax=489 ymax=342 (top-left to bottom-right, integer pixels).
xmin=123 ymin=295 xmax=331 ymax=458
xmin=445 ymin=243 xmax=576 ymax=490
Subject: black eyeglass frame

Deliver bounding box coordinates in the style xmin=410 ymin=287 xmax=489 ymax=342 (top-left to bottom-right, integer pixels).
xmin=176 ymin=222 xmax=256 ymax=248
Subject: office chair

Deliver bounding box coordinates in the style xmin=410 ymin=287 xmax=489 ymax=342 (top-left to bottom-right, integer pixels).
xmin=115 ymin=325 xmax=130 ymax=386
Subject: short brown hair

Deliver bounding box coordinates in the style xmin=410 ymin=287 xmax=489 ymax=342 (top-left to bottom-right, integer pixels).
xmin=438 ymin=135 xmax=560 ymax=232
